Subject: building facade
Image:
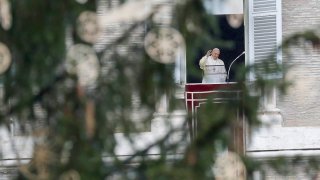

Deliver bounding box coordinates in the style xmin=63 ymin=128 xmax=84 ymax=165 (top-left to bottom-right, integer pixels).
xmin=1 ymin=0 xmax=320 ymax=179
xmin=246 ymin=0 xmax=320 ymax=179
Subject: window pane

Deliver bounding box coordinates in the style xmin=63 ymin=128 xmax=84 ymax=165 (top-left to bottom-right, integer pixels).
xmin=204 ymin=0 xmax=243 ymax=15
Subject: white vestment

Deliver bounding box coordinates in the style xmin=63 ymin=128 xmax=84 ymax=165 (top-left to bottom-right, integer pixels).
xmin=199 ymin=56 xmax=227 ymax=83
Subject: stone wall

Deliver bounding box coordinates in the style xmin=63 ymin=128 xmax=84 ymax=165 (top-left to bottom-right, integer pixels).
xmin=278 ymin=0 xmax=320 ymax=126
xmin=0 ymin=167 xmax=17 ymax=180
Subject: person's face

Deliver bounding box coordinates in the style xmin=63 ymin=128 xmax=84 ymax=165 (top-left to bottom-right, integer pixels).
xmin=211 ymin=50 xmax=220 ymax=59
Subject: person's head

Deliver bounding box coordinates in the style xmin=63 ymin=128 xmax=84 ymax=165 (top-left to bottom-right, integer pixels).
xmin=211 ymin=48 xmax=220 ymax=60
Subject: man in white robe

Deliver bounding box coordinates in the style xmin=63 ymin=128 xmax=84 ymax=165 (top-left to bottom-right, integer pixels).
xmin=199 ymin=48 xmax=227 ymax=83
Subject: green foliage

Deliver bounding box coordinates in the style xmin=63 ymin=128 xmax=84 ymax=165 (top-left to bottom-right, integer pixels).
xmin=2 ymin=0 xmax=316 ymax=179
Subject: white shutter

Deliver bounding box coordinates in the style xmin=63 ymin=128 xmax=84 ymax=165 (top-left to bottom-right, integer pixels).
xmin=247 ymin=0 xmax=282 ymax=80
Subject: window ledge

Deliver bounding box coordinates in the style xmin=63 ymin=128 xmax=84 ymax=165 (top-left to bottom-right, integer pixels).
xmin=153 ymin=109 xmax=187 ymax=117
xmin=258 ymin=107 xmax=281 ymax=114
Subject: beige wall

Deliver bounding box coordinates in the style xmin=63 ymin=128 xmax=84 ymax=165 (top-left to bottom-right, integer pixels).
xmin=278 ymin=0 xmax=320 ymax=126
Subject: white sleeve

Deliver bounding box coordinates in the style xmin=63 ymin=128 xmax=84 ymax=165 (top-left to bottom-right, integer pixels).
xmin=199 ymin=56 xmax=207 ymax=70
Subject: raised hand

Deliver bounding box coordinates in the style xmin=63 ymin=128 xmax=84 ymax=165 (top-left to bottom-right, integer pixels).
xmin=206 ymin=50 xmax=212 ymax=57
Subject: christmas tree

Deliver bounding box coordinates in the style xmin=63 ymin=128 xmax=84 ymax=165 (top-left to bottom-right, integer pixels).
xmin=2 ymin=0 xmax=319 ymax=179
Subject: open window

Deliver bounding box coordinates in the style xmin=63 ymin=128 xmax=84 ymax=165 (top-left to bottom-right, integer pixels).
xmin=186 ymin=0 xmax=245 ymax=84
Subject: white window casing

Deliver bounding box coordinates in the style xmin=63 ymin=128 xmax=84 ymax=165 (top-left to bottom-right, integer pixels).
xmin=245 ymin=0 xmax=282 ymax=111
xmin=247 ymin=0 xmax=282 ymax=77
